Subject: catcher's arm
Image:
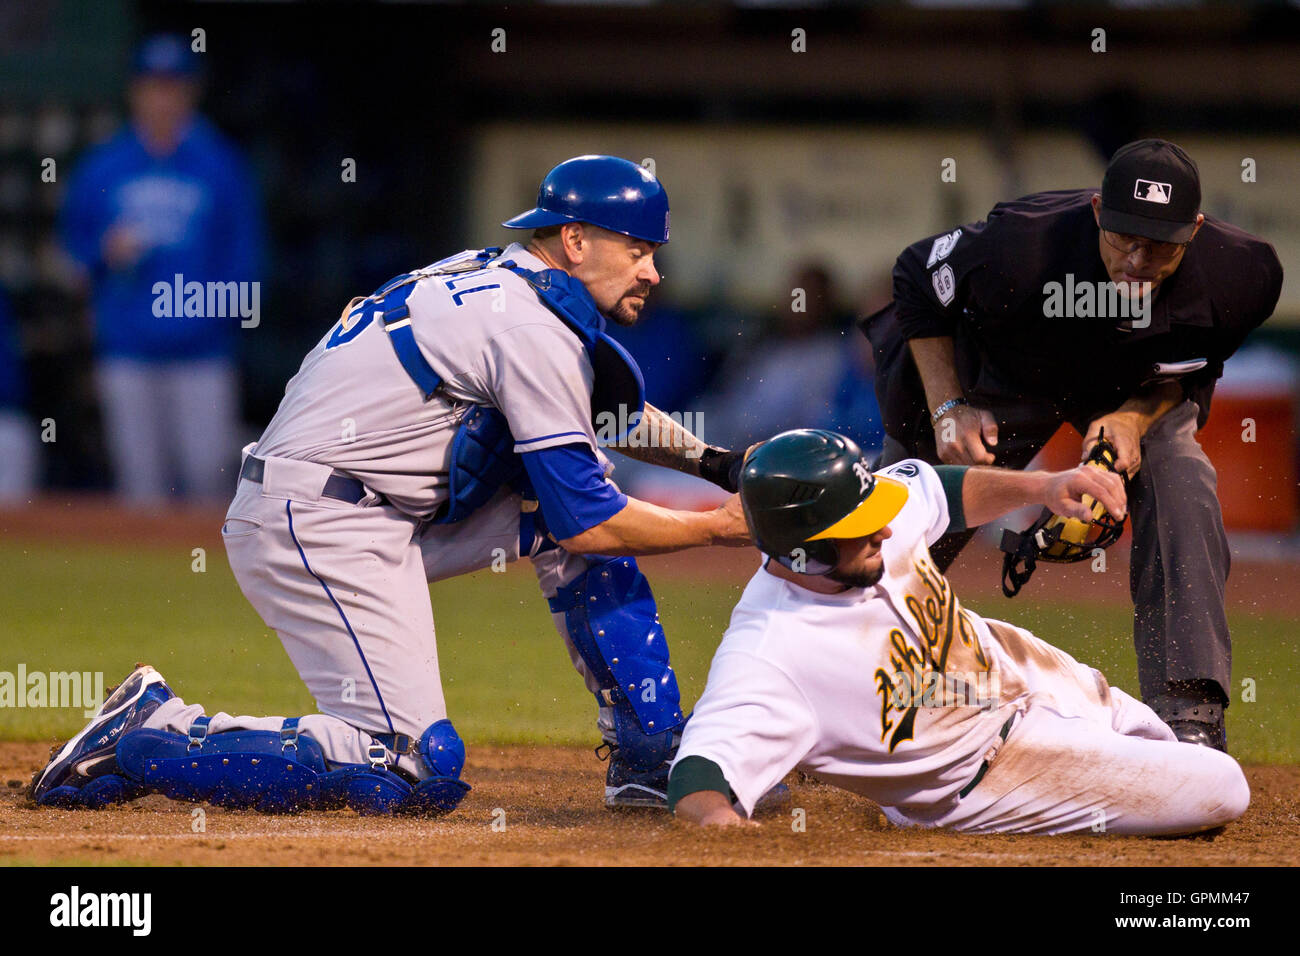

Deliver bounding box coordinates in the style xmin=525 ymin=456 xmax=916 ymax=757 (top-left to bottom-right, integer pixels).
xmin=615 ymin=403 xmax=760 ymax=493
xmin=558 ymin=493 xmax=750 ymax=556
xmin=957 ymin=462 xmax=1127 ymax=529
xmin=615 ymin=402 xmax=709 ymax=473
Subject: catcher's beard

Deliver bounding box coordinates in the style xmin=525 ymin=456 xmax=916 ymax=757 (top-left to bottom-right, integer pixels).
xmin=607 ymin=284 xmax=653 ymax=326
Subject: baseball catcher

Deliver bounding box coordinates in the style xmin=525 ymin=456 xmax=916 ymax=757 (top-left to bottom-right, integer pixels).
xmin=30 ymin=155 xmax=756 ymax=816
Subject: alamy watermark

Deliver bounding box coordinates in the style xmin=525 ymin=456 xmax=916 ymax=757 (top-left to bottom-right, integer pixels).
xmin=0 ymin=665 xmax=105 ymax=717
xmin=594 ymin=405 xmax=705 ymax=458
xmin=1043 ymin=274 xmax=1151 ymax=328
xmin=50 ymin=886 xmax=151 ymax=936
xmin=887 ymin=668 xmax=999 ymax=711
xmin=152 ymin=273 xmax=260 ymax=328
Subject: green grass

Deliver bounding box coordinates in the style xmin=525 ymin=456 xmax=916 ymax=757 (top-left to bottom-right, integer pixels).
xmin=1 ymin=542 xmax=1295 ymax=762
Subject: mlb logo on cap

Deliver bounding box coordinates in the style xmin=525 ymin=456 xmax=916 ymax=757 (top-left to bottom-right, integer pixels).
xmin=1100 ymin=139 xmax=1201 ymax=243
xmin=1134 ymin=179 xmax=1172 ymax=204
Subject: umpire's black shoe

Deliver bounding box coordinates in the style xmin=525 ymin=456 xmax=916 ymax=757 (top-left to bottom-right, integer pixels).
xmin=1151 ymin=694 xmax=1227 ymax=753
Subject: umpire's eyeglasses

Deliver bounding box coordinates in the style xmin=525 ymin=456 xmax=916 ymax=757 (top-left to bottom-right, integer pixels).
xmin=1101 ymin=229 xmax=1190 ymax=263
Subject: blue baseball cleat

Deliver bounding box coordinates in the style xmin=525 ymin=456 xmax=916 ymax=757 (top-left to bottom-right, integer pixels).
xmin=28 ymin=664 xmax=175 ymax=808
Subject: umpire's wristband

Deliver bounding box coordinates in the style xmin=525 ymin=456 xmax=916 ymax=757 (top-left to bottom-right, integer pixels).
xmin=931 ymin=397 xmax=969 ymax=425
xmin=699 ymin=446 xmax=746 ymax=493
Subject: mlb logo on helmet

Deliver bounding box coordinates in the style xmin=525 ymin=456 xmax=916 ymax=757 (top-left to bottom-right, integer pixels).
xmin=1134 ymin=179 xmax=1172 ymax=204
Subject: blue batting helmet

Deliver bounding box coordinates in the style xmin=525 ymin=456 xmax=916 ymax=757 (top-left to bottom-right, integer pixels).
xmin=503 ymin=155 xmax=670 ymax=244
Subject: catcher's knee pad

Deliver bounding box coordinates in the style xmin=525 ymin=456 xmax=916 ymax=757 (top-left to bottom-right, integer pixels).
xmin=319 ymin=718 xmax=471 ymax=816
xmin=549 ymin=556 xmax=685 ymax=771
xmin=116 ymin=717 xmax=471 ymax=816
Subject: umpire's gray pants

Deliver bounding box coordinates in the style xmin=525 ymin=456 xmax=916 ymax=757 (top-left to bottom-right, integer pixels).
xmin=878 ymin=399 xmax=1231 ymax=705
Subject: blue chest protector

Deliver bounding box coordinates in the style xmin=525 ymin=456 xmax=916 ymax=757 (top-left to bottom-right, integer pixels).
xmin=366 ymin=248 xmax=645 ymax=525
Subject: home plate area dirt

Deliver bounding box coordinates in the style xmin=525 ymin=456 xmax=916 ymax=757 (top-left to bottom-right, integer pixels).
xmin=2 ymin=743 xmax=1297 ymax=866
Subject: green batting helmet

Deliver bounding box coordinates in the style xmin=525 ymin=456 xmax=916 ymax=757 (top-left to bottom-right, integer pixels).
xmin=740 ymin=429 xmax=909 ymax=574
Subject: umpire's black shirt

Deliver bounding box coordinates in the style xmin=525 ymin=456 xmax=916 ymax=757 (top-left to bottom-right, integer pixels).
xmin=862 ymin=189 xmax=1283 ymax=437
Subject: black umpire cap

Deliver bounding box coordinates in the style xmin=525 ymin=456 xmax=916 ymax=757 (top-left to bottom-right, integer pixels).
xmin=1099 ymin=139 xmax=1201 ymax=243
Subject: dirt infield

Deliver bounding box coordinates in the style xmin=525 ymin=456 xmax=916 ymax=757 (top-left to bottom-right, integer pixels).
xmin=2 ymin=742 xmax=1296 ymax=866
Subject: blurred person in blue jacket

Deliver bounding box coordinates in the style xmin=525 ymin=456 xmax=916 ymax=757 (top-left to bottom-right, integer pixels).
xmin=60 ymin=34 xmax=264 ymax=504
xmin=0 ymin=287 xmax=38 ymax=502
xmin=696 ymin=263 xmax=884 ymax=454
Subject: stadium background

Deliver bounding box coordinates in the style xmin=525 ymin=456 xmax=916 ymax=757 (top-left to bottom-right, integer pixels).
xmin=3 ymin=0 xmax=1298 ymax=501
xmin=0 ymin=1 xmax=1298 ymax=865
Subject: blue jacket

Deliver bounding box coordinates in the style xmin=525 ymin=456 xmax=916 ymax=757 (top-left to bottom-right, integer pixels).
xmin=59 ymin=117 xmax=264 ymax=361
xmin=0 ymin=288 xmax=23 ymax=410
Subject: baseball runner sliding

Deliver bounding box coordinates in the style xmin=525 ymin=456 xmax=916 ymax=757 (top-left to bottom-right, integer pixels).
xmin=669 ymin=430 xmax=1250 ymax=835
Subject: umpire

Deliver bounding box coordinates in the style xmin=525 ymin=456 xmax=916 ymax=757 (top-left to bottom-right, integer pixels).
xmin=861 ymin=139 xmax=1283 ymax=752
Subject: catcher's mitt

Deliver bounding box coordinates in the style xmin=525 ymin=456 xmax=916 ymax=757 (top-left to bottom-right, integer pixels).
xmin=999 ymin=429 xmax=1127 ymax=597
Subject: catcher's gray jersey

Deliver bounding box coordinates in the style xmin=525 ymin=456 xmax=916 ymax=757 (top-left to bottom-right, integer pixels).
xmin=254 ymin=243 xmax=600 ymax=518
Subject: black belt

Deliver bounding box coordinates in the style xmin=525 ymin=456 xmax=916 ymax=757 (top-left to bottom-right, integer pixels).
xmin=958 ymin=713 xmax=1016 ymax=800
xmin=240 ymin=455 xmax=370 ymax=505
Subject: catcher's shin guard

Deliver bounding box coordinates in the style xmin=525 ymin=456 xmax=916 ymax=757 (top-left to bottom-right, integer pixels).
xmin=318 ymin=718 xmax=472 ymax=816
xmin=550 ymin=556 xmax=686 ymax=771
xmin=115 ymin=717 xmax=471 ymax=816
xmin=117 ymin=717 xmax=329 ymax=812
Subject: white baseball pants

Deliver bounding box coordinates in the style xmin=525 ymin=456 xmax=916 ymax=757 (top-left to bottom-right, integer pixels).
xmin=883 ymin=622 xmax=1250 ymax=836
